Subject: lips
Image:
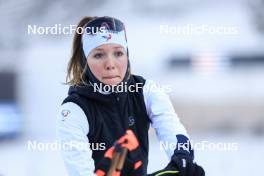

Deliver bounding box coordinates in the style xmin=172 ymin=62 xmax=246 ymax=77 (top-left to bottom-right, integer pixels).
xmin=103 ymin=75 xmax=120 ymax=79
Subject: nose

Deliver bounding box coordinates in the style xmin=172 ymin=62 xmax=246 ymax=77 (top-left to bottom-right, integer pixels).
xmin=105 ymin=56 xmax=116 ymax=70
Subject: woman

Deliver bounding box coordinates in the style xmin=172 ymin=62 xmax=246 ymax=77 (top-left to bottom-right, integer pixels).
xmin=56 ymin=16 xmax=205 ymax=176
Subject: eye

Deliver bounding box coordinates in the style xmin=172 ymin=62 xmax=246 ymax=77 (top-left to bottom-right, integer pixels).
xmin=93 ymin=53 xmax=104 ymax=59
xmin=114 ymin=51 xmax=124 ymax=57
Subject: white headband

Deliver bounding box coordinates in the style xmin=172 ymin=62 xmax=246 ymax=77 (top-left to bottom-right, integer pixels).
xmin=82 ymin=30 xmax=127 ymax=58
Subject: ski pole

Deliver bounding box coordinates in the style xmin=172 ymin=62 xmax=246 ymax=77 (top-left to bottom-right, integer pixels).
xmin=107 ymin=144 xmax=128 ymax=176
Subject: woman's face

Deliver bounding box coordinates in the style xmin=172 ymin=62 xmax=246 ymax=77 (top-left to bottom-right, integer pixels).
xmin=87 ymin=44 xmax=128 ymax=85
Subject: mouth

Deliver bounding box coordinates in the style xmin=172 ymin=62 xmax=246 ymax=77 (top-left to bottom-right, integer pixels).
xmin=102 ymin=75 xmax=120 ymax=80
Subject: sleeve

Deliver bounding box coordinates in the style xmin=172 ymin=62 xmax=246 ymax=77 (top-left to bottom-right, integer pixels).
xmin=56 ymin=102 xmax=96 ymax=176
xmin=143 ymin=79 xmax=190 ymax=158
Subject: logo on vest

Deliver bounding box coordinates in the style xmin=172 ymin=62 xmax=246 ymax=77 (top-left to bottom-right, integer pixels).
xmin=128 ymin=116 xmax=135 ymax=126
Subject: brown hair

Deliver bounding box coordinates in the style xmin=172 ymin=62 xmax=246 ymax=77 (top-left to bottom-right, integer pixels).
xmin=65 ymin=16 xmax=96 ymax=86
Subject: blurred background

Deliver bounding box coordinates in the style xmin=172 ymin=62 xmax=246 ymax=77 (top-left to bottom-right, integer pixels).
xmin=0 ymin=0 xmax=264 ymax=175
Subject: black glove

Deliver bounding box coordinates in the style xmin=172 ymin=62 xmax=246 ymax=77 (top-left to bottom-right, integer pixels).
xmin=147 ymin=158 xmax=204 ymax=176
xmin=148 ymin=135 xmax=205 ymax=176
xmin=169 ymin=154 xmax=205 ymax=176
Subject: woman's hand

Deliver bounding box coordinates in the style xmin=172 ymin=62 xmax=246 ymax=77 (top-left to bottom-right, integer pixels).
xmin=117 ymin=129 xmax=139 ymax=151
xmin=148 ymin=134 xmax=205 ymax=176
xmin=95 ymin=130 xmax=144 ymax=176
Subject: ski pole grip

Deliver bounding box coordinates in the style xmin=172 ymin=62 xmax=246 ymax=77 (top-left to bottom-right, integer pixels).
xmin=116 ymin=148 xmax=128 ymax=171
xmin=107 ymin=151 xmax=121 ymax=176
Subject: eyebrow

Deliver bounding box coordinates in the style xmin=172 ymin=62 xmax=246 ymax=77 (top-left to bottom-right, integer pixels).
xmin=93 ymin=48 xmax=104 ymax=51
xmin=94 ymin=46 xmax=124 ymax=51
xmin=113 ymin=46 xmax=123 ymax=49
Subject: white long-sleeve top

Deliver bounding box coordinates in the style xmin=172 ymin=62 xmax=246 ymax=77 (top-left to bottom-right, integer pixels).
xmin=56 ymin=80 xmax=189 ymax=176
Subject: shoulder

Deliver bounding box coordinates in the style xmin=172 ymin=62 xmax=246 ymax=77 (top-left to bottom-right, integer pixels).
xmin=131 ymin=75 xmax=160 ymax=91
xmin=143 ymin=79 xmax=172 ymax=95
xmin=57 ymin=102 xmax=88 ymax=131
xmin=59 ymin=102 xmax=85 ymax=118
xmin=61 ymin=87 xmax=81 ymax=105
xmin=142 ymin=79 xmax=174 ymax=112
xmin=143 ymin=79 xmax=162 ymax=96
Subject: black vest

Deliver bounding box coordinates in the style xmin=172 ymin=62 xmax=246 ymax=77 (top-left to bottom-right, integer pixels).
xmin=62 ymin=75 xmax=150 ymax=175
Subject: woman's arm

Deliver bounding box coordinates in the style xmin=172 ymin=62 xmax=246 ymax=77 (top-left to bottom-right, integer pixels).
xmin=56 ymin=102 xmax=96 ymax=176
xmin=144 ymin=80 xmax=205 ymax=176
xmin=143 ymin=80 xmax=190 ymax=158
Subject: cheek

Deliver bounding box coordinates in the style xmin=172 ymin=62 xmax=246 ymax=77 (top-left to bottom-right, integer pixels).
xmin=118 ymin=58 xmax=128 ymax=76
xmin=87 ymin=60 xmax=103 ymax=78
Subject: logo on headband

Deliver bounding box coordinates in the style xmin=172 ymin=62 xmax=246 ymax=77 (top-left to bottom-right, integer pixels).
xmin=102 ymin=34 xmax=112 ymax=41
